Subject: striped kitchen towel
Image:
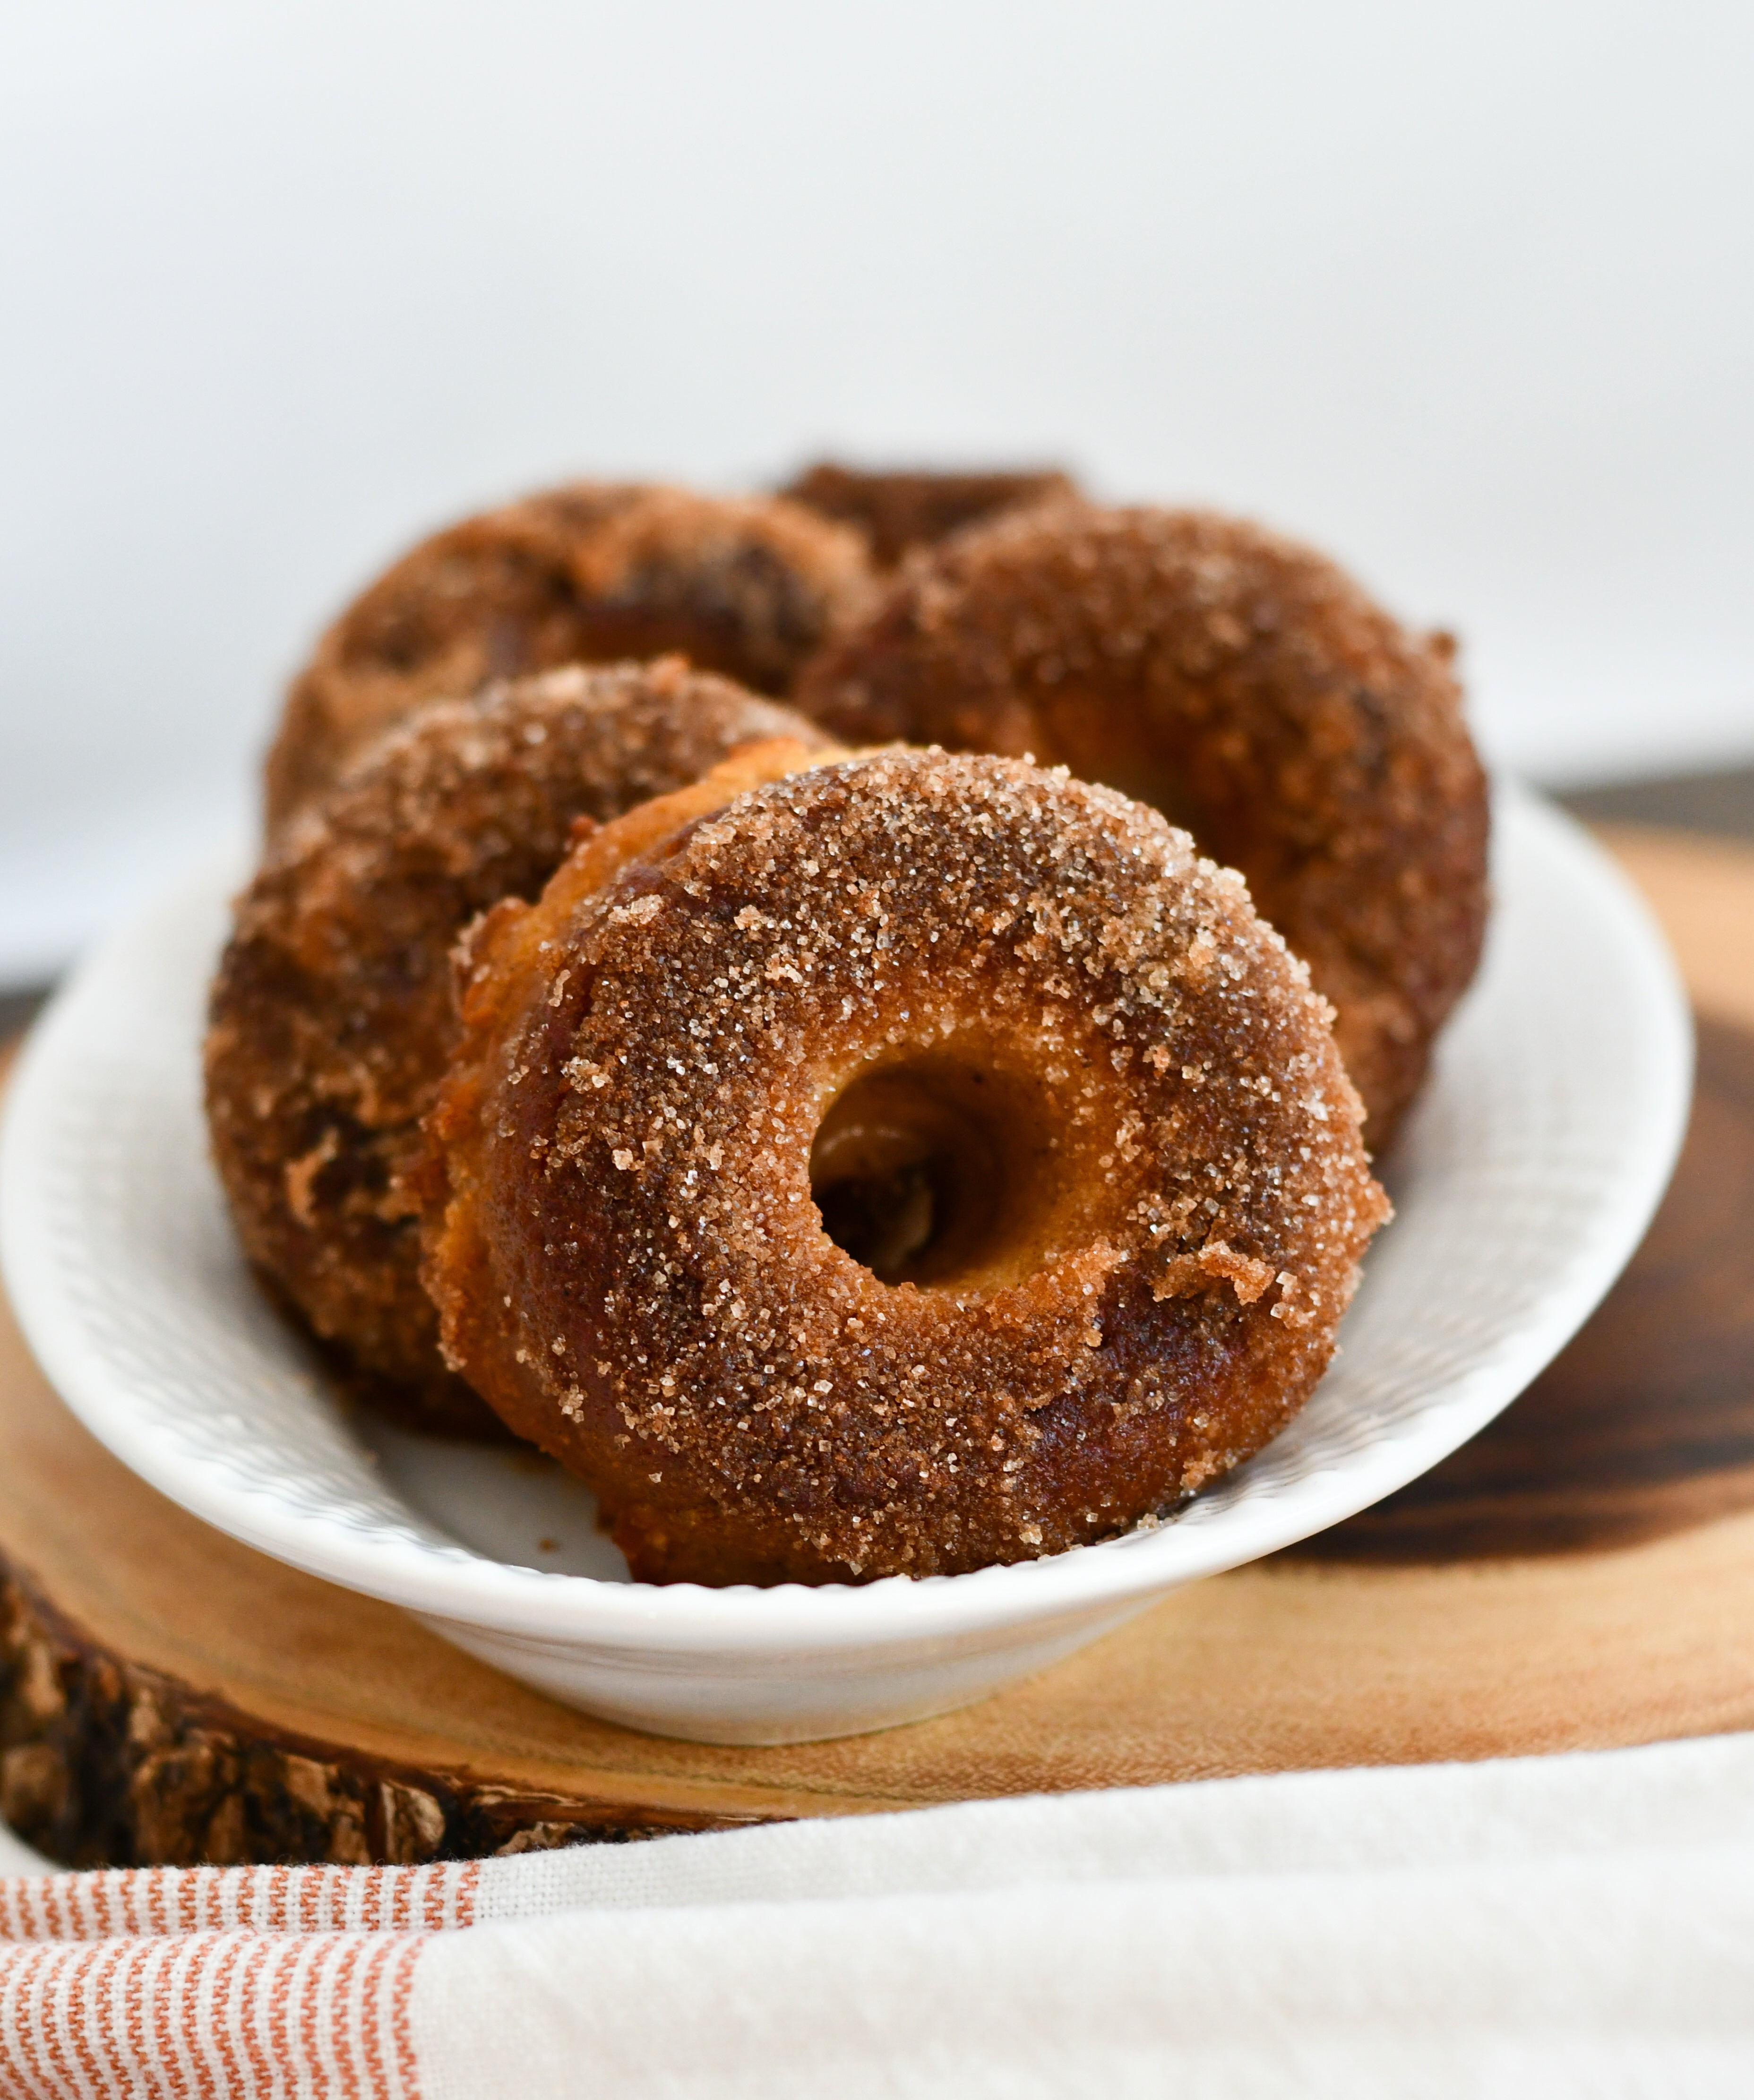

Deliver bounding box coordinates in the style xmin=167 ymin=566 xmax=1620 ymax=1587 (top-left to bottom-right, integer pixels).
xmin=0 ymin=1861 xmax=474 ymax=2097
xmin=4 ymin=1732 xmax=1754 ymax=2098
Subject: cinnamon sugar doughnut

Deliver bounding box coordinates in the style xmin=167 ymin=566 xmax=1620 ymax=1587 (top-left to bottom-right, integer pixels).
xmin=795 ymin=504 xmax=1489 ymax=1143
xmin=421 ymin=746 xmax=1388 ymax=1583
xmin=207 ymin=660 xmax=832 ymax=1434
xmin=264 ymin=482 xmax=874 ymax=830
xmin=780 ymin=462 xmax=1079 ymax=568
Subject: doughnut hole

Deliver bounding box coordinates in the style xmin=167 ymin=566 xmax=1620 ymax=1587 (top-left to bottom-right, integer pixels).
xmin=1032 ymin=686 xmax=1203 ymax=835
xmin=809 ymin=1054 xmax=1067 ymax=1290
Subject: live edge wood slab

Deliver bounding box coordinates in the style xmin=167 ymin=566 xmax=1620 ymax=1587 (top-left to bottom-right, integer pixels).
xmin=3 ymin=826 xmax=1753 ymax=1869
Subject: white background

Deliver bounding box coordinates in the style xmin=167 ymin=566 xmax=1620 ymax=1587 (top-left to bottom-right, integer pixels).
xmin=3 ymin=0 xmax=1752 ymax=980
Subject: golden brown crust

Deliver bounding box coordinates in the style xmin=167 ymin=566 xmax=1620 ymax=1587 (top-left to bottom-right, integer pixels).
xmin=794 ymin=504 xmax=1489 ymax=1143
xmin=264 ymin=483 xmax=875 ymax=830
xmin=422 ymin=747 xmax=1388 ymax=1583
xmin=780 ymin=462 xmax=1079 ymax=568
xmin=206 ymin=662 xmax=832 ymax=1434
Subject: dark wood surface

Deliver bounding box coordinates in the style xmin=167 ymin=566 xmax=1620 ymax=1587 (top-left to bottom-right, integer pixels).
xmin=2 ymin=823 xmax=1753 ymax=1868
xmin=1300 ymin=1011 xmax=1754 ymax=1560
xmin=1564 ymin=763 xmax=1754 ymax=841
xmin=0 ymin=992 xmax=44 ymax=1043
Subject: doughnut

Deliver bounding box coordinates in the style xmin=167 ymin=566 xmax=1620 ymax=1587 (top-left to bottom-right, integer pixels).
xmin=780 ymin=461 xmax=1079 ymax=569
xmin=794 ymin=503 xmax=1489 ymax=1144
xmin=421 ymin=745 xmax=1389 ymax=1584
xmin=264 ymin=481 xmax=874 ymax=830
xmin=207 ymin=659 xmax=833 ymax=1435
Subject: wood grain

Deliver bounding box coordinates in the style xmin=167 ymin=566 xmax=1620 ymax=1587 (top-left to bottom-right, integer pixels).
xmin=1 ymin=823 xmax=1752 ymax=1867
xmin=1300 ymin=1013 xmax=1754 ymax=1560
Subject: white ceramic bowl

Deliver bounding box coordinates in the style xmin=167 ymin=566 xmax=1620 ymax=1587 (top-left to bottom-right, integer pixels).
xmin=0 ymin=787 xmax=1691 ymax=1744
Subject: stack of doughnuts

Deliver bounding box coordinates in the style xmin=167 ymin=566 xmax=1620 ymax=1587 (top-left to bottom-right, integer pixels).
xmin=207 ymin=463 xmax=1483 ymax=1585
xmin=209 ymin=658 xmax=832 ymax=1434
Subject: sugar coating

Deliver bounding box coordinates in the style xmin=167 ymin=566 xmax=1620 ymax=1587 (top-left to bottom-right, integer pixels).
xmin=206 ymin=660 xmax=831 ymax=1434
xmin=794 ymin=502 xmax=1489 ymax=1143
xmin=264 ymin=481 xmax=876 ymax=829
xmin=424 ymin=747 xmax=1390 ymax=1584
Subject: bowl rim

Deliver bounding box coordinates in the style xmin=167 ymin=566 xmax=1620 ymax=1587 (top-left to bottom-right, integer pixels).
xmin=0 ymin=784 xmax=1693 ymax=1654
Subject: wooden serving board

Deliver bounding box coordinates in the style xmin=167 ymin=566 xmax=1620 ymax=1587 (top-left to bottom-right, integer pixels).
xmin=3 ymin=825 xmax=1753 ymax=1869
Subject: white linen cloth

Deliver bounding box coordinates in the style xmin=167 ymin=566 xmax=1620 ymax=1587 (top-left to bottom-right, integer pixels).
xmin=4 ymin=1730 xmax=1753 ymax=2096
